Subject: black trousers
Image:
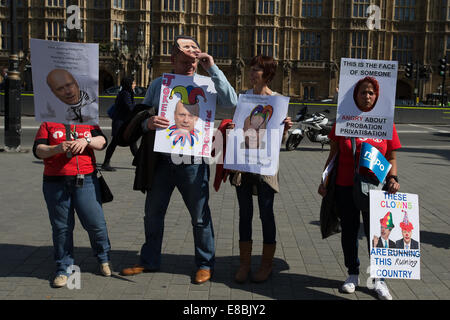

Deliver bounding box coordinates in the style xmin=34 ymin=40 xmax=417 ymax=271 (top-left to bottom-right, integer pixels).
xmin=103 ymin=135 xmax=137 ymax=165
xmin=335 ymin=185 xmax=370 ymax=275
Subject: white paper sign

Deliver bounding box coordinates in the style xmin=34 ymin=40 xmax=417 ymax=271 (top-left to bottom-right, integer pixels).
xmin=369 ymin=190 xmax=420 ymax=280
xmin=154 ymin=73 xmax=217 ymax=157
xmin=336 ymin=58 xmax=398 ymax=140
xmin=30 ymin=39 xmax=99 ymax=125
xmin=224 ymin=94 xmax=289 ymax=176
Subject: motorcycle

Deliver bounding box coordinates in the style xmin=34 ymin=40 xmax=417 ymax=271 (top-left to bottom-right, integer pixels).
xmin=285 ymin=106 xmax=334 ymax=151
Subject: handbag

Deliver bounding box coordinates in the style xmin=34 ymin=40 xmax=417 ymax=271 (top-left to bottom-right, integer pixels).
xmin=319 ymin=152 xmax=341 ymax=239
xmin=107 ymin=103 xmax=117 ymax=119
xmin=351 ymin=138 xmax=383 ymax=212
xmin=96 ymin=169 xmax=114 ymax=203
xmin=86 ymin=146 xmax=114 ymax=204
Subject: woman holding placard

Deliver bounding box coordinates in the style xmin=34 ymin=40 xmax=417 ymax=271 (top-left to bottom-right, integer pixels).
xmin=318 ymin=76 xmax=401 ymax=300
xmin=226 ymin=55 xmax=292 ymax=283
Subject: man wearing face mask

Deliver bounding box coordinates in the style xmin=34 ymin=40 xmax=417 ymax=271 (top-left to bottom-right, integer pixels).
xmin=119 ymin=36 xmax=237 ymax=284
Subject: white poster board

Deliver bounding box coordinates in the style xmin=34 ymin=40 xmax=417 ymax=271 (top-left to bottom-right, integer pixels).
xmin=369 ymin=190 xmax=420 ymax=280
xmin=154 ymin=73 xmax=217 ymax=157
xmin=224 ymin=94 xmax=289 ymax=176
xmin=30 ymin=39 xmax=99 ymax=125
xmin=336 ymin=58 xmax=397 ymax=140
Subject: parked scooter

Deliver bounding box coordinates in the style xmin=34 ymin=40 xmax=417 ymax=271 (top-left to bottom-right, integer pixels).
xmin=285 ymin=106 xmax=334 ymax=151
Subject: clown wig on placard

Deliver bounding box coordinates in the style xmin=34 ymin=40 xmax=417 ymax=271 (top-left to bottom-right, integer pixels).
xmin=395 ymin=210 xmax=419 ymax=249
xmin=166 ymin=85 xmax=207 ymax=149
xmin=242 ymin=104 xmax=273 ymax=149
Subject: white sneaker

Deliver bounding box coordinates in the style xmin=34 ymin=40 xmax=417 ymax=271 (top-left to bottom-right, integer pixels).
xmin=100 ymin=262 xmax=112 ymax=277
xmin=53 ymin=275 xmax=68 ymax=288
xmin=374 ymin=279 xmax=393 ymax=300
xmin=341 ymin=275 xmax=359 ymax=293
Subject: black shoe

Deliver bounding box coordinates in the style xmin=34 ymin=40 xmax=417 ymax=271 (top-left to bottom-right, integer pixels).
xmin=101 ymin=164 xmax=116 ymax=171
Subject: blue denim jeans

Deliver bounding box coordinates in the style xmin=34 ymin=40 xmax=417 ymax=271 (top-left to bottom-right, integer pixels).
xmin=140 ymin=162 xmax=215 ymax=270
xmin=43 ymin=175 xmax=111 ymax=276
xmin=236 ymin=178 xmax=276 ymax=244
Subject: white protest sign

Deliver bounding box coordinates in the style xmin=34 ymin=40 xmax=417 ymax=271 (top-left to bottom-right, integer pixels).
xmin=336 ymin=58 xmax=397 ymax=140
xmin=154 ymin=73 xmax=217 ymax=157
xmin=224 ymin=94 xmax=289 ymax=176
xmin=30 ymin=39 xmax=99 ymax=125
xmin=369 ymin=190 xmax=420 ymax=280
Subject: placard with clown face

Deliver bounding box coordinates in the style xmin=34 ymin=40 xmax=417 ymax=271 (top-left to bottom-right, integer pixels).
xmin=224 ymin=93 xmax=290 ymax=176
xmin=154 ymin=73 xmax=217 ymax=157
xmin=369 ymin=190 xmax=420 ymax=280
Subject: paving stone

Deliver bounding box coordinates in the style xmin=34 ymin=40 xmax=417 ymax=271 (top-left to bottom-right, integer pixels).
xmin=0 ymin=121 xmax=449 ymax=302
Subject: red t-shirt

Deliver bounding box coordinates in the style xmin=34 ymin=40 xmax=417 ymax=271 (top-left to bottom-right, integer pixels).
xmin=34 ymin=122 xmax=105 ymax=176
xmin=328 ymin=123 xmax=401 ymax=186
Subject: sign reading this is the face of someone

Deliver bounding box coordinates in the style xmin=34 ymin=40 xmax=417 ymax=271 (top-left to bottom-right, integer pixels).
xmin=336 ymin=58 xmax=398 ymax=140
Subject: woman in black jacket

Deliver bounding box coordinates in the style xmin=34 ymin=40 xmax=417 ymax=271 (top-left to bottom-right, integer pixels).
xmin=102 ymin=76 xmax=138 ymax=171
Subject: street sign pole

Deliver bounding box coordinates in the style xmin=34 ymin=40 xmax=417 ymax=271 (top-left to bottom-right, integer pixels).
xmin=3 ymin=0 xmax=22 ymax=152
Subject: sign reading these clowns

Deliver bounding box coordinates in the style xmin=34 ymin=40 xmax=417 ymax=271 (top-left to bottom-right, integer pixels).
xmin=154 ymin=73 xmax=217 ymax=157
xmin=369 ymin=190 xmax=420 ymax=280
xmin=336 ymin=58 xmax=398 ymax=140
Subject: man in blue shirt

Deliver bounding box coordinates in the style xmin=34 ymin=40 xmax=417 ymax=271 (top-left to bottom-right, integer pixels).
xmin=121 ymin=36 xmax=237 ymax=284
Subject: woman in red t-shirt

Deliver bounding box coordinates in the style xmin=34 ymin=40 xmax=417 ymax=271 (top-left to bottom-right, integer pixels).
xmin=318 ymin=77 xmax=401 ymax=300
xmin=33 ymin=122 xmax=112 ymax=288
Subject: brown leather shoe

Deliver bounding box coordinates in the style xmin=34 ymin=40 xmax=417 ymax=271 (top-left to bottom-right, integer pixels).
xmin=121 ymin=264 xmax=149 ymax=276
xmin=195 ymin=268 xmax=212 ymax=284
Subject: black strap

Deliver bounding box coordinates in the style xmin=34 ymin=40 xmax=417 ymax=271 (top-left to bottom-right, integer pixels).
xmin=64 ymin=124 xmax=72 ymax=141
xmin=351 ymin=137 xmax=357 ymax=172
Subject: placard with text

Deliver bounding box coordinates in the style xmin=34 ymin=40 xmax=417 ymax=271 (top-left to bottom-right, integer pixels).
xmin=154 ymin=73 xmax=217 ymax=157
xmin=30 ymin=39 xmax=99 ymax=125
xmin=369 ymin=190 xmax=420 ymax=280
xmin=336 ymin=58 xmax=398 ymax=140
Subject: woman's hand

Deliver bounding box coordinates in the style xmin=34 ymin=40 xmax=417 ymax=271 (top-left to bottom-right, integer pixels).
xmin=57 ymin=141 xmax=74 ymax=154
xmin=318 ymin=182 xmax=327 ymax=197
xmin=283 ymin=117 xmax=293 ymax=133
xmin=386 ymin=176 xmax=400 ymax=194
xmin=147 ymin=115 xmax=170 ymax=130
xmin=69 ymin=138 xmax=89 ymax=155
xmin=385 ymin=151 xmax=399 ymax=194
xmin=226 ymin=122 xmax=236 ymax=130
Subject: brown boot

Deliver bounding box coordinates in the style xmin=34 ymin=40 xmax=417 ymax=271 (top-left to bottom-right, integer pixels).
xmin=234 ymin=241 xmax=252 ymax=283
xmin=252 ymin=243 xmax=276 ymax=283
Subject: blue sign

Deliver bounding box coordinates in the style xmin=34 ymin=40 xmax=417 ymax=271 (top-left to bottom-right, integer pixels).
xmin=359 ymin=143 xmax=392 ymax=183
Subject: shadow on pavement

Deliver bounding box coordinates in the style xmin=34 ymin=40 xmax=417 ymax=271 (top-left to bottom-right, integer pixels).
xmin=0 ymin=244 xmax=349 ymax=300
xmin=420 ymin=231 xmax=450 ymax=249
xmin=399 ymin=147 xmax=450 ymax=162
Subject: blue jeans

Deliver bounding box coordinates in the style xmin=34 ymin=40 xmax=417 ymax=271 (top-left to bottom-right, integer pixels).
xmin=43 ymin=175 xmax=111 ymax=276
xmin=236 ymin=178 xmax=276 ymax=244
xmin=336 ymin=185 xmax=370 ymax=276
xmin=140 ymin=162 xmax=215 ymax=270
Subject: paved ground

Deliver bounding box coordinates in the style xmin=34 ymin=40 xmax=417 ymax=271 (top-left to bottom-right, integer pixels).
xmin=0 ymin=119 xmax=449 ymax=302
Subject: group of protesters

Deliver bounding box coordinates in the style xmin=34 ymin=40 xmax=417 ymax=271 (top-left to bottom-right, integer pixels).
xmin=33 ymin=35 xmax=401 ymax=301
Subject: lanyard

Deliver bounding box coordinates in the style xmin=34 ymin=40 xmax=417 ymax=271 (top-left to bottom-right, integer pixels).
xmin=64 ymin=124 xmax=81 ymax=174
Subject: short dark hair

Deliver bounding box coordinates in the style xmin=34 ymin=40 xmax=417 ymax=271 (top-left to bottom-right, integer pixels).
xmin=249 ymin=55 xmax=277 ymax=83
xmin=172 ymin=35 xmax=200 ymax=56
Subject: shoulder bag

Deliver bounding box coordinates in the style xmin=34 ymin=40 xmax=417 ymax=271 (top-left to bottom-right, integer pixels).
xmin=96 ymin=169 xmax=114 ymax=203
xmin=319 ymin=152 xmax=341 ymax=239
